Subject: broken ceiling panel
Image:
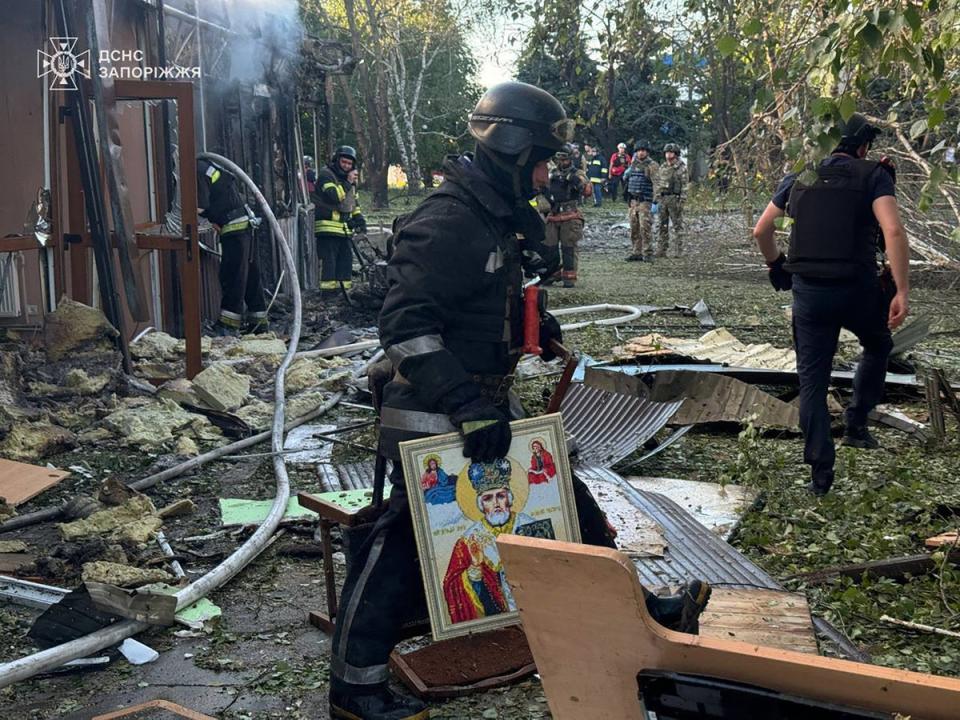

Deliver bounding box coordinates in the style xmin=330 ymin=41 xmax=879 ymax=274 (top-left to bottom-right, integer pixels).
xmin=613 ymin=328 xmax=798 ymax=371
xmin=560 ymin=382 xmax=682 ymax=467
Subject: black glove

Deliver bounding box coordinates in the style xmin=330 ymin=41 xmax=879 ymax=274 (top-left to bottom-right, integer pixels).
xmin=767 ymin=253 xmax=793 ymax=291
xmin=539 ymin=311 xmax=563 ymax=362
xmin=448 ymin=396 xmax=512 ymax=462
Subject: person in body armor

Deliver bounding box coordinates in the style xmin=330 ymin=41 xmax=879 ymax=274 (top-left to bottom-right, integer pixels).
xmin=584 ymin=144 xmax=608 ymax=207
xmin=327 ymin=81 xmax=711 ymax=720
xmin=623 ymin=142 xmax=659 ymax=262
xmin=657 ymin=143 xmax=686 ymax=257
xmin=752 ymin=113 xmax=910 ymax=496
xmin=313 ymin=145 xmax=367 ymax=291
xmin=545 ymin=144 xmax=588 ymax=287
xmin=197 ymin=158 xmax=266 ymax=335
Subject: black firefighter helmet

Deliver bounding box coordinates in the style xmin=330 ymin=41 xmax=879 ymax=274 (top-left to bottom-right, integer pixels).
xmin=468 ymin=82 xmax=574 ymax=164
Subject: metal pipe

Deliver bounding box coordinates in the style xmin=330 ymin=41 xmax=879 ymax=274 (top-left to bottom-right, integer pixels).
xmin=0 ymin=153 xmax=300 ymax=687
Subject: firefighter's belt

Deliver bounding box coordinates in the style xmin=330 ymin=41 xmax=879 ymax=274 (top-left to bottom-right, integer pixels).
xmin=394 ymin=372 xmax=514 ymax=405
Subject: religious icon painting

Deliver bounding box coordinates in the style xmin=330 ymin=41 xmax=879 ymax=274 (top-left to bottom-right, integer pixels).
xmin=400 ymin=413 xmax=580 ymax=640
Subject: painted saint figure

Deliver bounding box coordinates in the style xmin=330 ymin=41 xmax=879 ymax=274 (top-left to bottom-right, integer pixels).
xmin=442 ymin=459 xmax=536 ymax=623
xmin=527 ymin=439 xmax=556 ymax=485
xmin=420 ymin=454 xmax=456 ymax=505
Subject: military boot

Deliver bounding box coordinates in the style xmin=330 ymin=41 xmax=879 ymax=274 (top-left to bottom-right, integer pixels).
xmin=646 ymin=580 xmax=712 ymax=634
xmin=329 ymin=686 xmax=428 ymax=720
xmin=841 ymin=426 xmax=879 ymax=449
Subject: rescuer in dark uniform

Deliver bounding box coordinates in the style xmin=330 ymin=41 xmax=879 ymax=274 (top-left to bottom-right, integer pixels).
xmin=327 ymin=82 xmax=711 ymax=720
xmin=753 ymin=113 xmax=910 ymax=496
xmin=545 ymin=144 xmax=587 ymax=287
xmin=313 ymin=145 xmax=367 ymax=291
xmin=197 ymin=158 xmax=266 ymax=335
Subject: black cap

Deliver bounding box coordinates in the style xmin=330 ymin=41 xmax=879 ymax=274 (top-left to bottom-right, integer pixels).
xmin=840 ymin=113 xmax=881 ymax=146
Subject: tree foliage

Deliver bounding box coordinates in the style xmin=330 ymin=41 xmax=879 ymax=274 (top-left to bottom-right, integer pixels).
xmin=300 ymin=0 xmax=480 ymax=205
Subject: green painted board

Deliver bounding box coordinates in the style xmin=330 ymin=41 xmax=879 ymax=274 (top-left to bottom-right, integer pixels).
xmin=315 ymin=485 xmax=392 ymax=512
xmin=218 ymin=497 xmax=317 ymax=526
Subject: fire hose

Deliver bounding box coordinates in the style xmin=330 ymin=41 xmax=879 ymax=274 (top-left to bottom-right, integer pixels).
xmin=0 ymin=153 xmax=311 ymax=687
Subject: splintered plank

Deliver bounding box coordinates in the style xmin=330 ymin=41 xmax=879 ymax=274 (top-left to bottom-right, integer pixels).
xmin=0 ymin=458 xmax=70 ymax=506
xmin=698 ymin=588 xmax=819 ymax=655
xmin=92 ymin=700 xmax=215 ymax=719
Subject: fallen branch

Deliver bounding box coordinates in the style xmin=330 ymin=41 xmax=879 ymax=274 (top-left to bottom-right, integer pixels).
xmin=790 ymin=549 xmax=960 ymax=585
xmin=880 ymin=615 xmax=960 ymax=639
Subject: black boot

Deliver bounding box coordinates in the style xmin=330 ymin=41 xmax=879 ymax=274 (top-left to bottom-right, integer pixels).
xmin=841 ymin=426 xmax=879 ymax=449
xmin=808 ymin=469 xmax=834 ymax=497
xmin=646 ymin=580 xmax=711 ymax=634
xmin=329 ymin=685 xmax=428 ymax=720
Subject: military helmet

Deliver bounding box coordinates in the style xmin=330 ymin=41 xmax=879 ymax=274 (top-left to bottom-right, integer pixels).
xmin=554 ymin=143 xmax=574 ymax=161
xmin=332 ymin=145 xmax=358 ymax=164
xmin=840 ymin=113 xmax=881 ymax=146
xmin=468 ymin=82 xmax=574 ymax=158
xmin=663 ymin=142 xmax=680 ymax=154
xmin=635 ymin=140 xmax=650 ymax=151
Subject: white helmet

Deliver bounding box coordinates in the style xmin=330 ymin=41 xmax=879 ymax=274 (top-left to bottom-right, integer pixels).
xmin=617 ymin=142 xmax=627 ymax=151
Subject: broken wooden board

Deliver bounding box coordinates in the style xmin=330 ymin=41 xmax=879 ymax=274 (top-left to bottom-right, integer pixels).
xmin=625 ymin=477 xmax=759 ymax=541
xmin=925 ymin=531 xmax=960 ymax=549
xmin=390 ymin=625 xmax=536 ymax=699
xmin=0 ymin=553 xmax=34 ymax=573
xmin=218 ymin=497 xmax=316 ymax=526
xmin=585 ymin=367 xmax=800 ymax=429
xmin=0 ymin=458 xmax=70 ymax=506
xmin=791 ymin=549 xmax=960 ymax=584
xmin=497 ymin=535 xmax=960 ymax=720
xmin=699 ymin=588 xmax=819 ymax=655
xmin=869 ymin=404 xmax=929 ymax=441
xmin=92 ymin=700 xmax=215 ymax=719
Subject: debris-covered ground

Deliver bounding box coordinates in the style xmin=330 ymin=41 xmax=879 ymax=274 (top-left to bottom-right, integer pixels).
xmin=1 ymin=195 xmax=959 ymax=718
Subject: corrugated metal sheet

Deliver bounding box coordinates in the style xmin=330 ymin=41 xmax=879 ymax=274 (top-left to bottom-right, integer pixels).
xmin=560 ymin=382 xmax=681 ymax=467
xmin=577 ymin=466 xmax=780 ymax=593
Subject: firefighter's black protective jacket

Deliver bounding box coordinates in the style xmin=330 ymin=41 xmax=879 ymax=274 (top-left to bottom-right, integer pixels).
xmin=197 ymin=159 xmax=246 ymax=228
xmin=377 ymin=159 xmax=526 ymax=461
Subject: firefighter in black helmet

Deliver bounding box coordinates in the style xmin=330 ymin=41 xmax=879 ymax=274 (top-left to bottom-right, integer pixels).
xmin=753 ymin=112 xmax=910 ymax=496
xmin=327 ymin=81 xmax=711 ymax=720
xmin=313 ymin=145 xmax=366 ymax=291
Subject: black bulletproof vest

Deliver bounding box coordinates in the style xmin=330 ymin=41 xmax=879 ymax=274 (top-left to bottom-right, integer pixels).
xmin=784 ymin=159 xmax=882 ymax=279
xmin=548 ymin=169 xmax=580 ymax=204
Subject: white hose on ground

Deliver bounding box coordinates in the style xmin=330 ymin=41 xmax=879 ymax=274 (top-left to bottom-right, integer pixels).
xmin=0 ymin=153 xmax=305 ymax=688
xmin=552 ymin=303 xmax=646 ymax=331
xmin=294 ymin=305 xmax=647 ymax=360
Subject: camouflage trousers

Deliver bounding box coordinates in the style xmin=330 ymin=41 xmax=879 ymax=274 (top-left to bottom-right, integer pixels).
xmin=545 ymin=218 xmax=584 ymax=282
xmin=658 ymin=195 xmax=684 ymax=257
xmin=629 ymin=200 xmax=654 ymax=257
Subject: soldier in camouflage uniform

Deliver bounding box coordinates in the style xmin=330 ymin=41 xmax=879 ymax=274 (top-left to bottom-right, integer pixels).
xmin=657 ymin=143 xmax=686 ymax=258
xmin=545 ymin=144 xmax=588 ymax=287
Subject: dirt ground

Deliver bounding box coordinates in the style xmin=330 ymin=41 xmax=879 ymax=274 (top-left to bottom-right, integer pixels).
xmin=2 ymin=194 xmax=959 ymax=718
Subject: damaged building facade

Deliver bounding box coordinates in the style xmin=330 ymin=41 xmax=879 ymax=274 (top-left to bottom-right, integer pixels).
xmin=0 ymin=0 xmax=350 ymax=375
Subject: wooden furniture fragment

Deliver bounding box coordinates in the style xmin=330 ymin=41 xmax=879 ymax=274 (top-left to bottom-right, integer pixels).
xmin=497 ymin=535 xmax=960 ymax=720
xmin=698 ymin=588 xmax=818 ymax=655
xmin=92 ymin=699 xmax=215 ymax=719
xmin=389 ymin=626 xmax=536 ymax=700
xmin=0 ymin=459 xmax=70 ymax=506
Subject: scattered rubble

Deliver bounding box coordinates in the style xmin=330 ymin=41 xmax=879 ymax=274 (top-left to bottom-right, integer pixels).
xmin=191 ymin=363 xmax=251 ymax=412
xmin=101 ymin=398 xmax=223 ymax=448
xmin=0 ymin=421 xmax=76 ymax=460
xmin=613 ymin=327 xmax=797 ymax=371
xmin=82 ymin=561 xmax=174 ymax=588
xmin=43 ymin=298 xmax=119 ymax=361
xmin=59 ymin=495 xmax=162 ymax=544
xmin=226 ymin=333 xmax=288 ymax=357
